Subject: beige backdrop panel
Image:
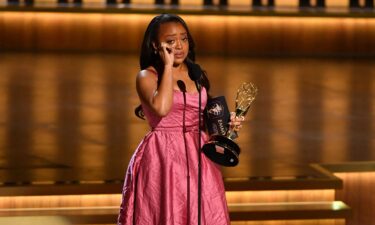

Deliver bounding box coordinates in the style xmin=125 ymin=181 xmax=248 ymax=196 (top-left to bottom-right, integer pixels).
xmin=1 ymin=12 xmax=375 ymax=55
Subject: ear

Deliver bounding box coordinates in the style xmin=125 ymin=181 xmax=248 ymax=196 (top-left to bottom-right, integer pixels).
xmin=152 ymin=42 xmax=158 ymax=51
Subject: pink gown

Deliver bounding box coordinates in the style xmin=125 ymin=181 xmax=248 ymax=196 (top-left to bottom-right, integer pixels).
xmin=118 ymin=87 xmax=230 ymax=225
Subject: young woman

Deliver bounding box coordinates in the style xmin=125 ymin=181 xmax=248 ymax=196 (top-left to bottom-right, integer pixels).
xmin=118 ymin=14 xmax=243 ymax=225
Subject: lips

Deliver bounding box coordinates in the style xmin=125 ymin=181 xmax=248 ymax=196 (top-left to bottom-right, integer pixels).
xmin=174 ymin=52 xmax=184 ymax=58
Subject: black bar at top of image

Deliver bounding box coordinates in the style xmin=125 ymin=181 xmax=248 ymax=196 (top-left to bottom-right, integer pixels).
xmin=122 ymin=0 xmax=130 ymax=3
xmin=365 ymin=0 xmax=374 ymax=8
xmin=252 ymin=0 xmax=261 ymax=6
xmin=219 ymin=0 xmax=227 ymax=6
xmin=106 ymin=0 xmax=116 ymax=4
xmin=299 ymin=0 xmax=310 ymax=7
xmin=155 ymin=0 xmax=164 ymax=4
xmin=203 ymin=0 xmax=212 ymax=6
xmin=350 ymin=0 xmax=359 ymax=7
xmin=253 ymin=0 xmax=274 ymax=7
xmin=349 ymin=0 xmax=373 ymax=8
xmin=24 ymin=0 xmax=33 ymax=5
xmin=73 ymin=0 xmax=82 ymax=4
xmin=58 ymin=0 xmax=68 ymax=3
xmin=171 ymin=0 xmax=178 ymax=5
xmin=7 ymin=0 xmax=20 ymax=4
xmin=316 ymin=0 xmax=325 ymax=7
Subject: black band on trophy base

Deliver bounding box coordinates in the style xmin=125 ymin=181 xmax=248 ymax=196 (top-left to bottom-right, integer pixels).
xmin=202 ymin=134 xmax=240 ymax=167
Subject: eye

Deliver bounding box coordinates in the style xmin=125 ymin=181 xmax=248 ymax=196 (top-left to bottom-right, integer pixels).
xmin=182 ymin=36 xmax=188 ymax=42
xmin=166 ymin=40 xmax=175 ymax=45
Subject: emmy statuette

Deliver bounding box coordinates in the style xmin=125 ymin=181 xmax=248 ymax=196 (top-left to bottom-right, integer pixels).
xmin=202 ymin=82 xmax=258 ymax=167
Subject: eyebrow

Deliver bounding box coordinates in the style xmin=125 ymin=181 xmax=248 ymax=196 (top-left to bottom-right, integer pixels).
xmin=165 ymin=32 xmax=188 ymax=37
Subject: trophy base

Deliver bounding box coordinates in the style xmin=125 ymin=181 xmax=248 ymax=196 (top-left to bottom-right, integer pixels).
xmin=202 ymin=135 xmax=241 ymax=167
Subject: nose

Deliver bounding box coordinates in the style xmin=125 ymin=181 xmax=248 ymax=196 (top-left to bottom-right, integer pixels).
xmin=175 ymin=39 xmax=182 ymax=49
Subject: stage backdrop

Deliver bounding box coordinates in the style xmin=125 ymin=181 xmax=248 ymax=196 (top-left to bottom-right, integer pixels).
xmin=1 ymin=12 xmax=375 ymax=56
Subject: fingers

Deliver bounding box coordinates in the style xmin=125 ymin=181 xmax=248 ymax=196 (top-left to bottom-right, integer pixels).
xmin=232 ymin=124 xmax=242 ymax=132
xmin=160 ymin=42 xmax=174 ymax=54
xmin=230 ymin=112 xmax=235 ymax=120
xmin=159 ymin=42 xmax=174 ymax=66
xmin=229 ymin=112 xmax=245 ymax=131
xmin=229 ymin=113 xmax=244 ymax=123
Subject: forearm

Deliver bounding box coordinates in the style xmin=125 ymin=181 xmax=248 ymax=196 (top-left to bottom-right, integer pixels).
xmin=150 ymin=66 xmax=174 ymax=116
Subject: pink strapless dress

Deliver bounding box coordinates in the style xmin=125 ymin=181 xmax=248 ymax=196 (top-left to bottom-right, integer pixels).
xmin=118 ymin=88 xmax=230 ymax=225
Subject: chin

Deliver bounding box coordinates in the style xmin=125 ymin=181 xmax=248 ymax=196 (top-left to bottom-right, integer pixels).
xmin=173 ymin=58 xmax=186 ymax=67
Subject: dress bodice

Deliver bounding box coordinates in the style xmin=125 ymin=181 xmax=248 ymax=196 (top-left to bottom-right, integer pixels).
xmin=142 ymin=88 xmax=207 ymax=130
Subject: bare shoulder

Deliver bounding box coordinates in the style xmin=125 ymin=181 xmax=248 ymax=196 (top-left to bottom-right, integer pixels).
xmin=136 ymin=67 xmax=158 ymax=99
xmin=137 ymin=67 xmax=158 ymax=83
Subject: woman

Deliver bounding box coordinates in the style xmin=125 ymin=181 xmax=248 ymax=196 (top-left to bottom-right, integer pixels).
xmin=118 ymin=14 xmax=243 ymax=225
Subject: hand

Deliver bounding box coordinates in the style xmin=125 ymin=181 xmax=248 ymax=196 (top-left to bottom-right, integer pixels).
xmin=228 ymin=112 xmax=244 ymax=132
xmin=159 ymin=42 xmax=174 ymax=67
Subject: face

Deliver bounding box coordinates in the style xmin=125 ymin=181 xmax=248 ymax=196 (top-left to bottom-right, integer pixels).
xmin=156 ymin=22 xmax=189 ymax=66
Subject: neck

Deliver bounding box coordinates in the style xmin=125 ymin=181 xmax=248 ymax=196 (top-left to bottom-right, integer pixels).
xmin=172 ymin=62 xmax=187 ymax=73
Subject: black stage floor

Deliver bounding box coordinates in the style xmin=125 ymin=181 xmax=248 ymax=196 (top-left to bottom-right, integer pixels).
xmin=0 ymin=52 xmax=374 ymax=185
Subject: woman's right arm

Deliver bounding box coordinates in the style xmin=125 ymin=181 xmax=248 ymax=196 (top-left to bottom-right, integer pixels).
xmin=136 ymin=43 xmax=175 ymax=117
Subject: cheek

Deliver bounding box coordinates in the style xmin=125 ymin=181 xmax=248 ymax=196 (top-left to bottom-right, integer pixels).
xmin=184 ymin=42 xmax=189 ymax=51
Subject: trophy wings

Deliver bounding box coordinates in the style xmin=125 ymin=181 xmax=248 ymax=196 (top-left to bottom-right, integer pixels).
xmin=235 ymin=82 xmax=258 ymax=116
